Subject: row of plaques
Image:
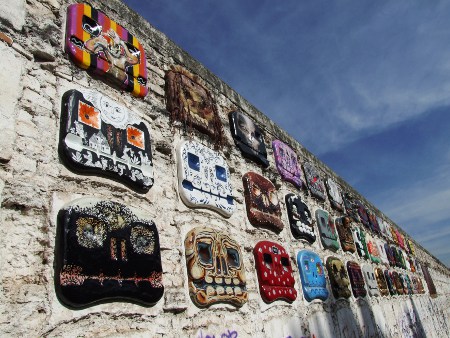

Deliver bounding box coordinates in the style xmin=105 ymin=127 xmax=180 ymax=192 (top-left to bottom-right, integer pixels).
xmin=63 ymin=3 xmax=414 ymax=254
xmin=55 ymin=199 xmax=429 ymax=309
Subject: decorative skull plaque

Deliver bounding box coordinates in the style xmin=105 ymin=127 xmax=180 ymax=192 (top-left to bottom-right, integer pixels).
xmin=285 ymin=193 xmax=316 ymax=243
xmin=376 ymin=239 xmax=389 ymax=266
xmin=335 ymin=216 xmax=356 ymax=253
xmin=303 ymin=162 xmax=326 ymax=201
xmin=229 ymin=111 xmax=269 ymax=167
xmin=325 ymin=178 xmax=344 ymax=212
xmin=367 ymin=210 xmax=381 ymax=235
xmin=384 ymin=270 xmax=397 ymax=295
xmin=272 ymin=140 xmax=304 ymax=189
xmin=421 ymin=264 xmax=437 ymax=297
xmin=184 ymin=227 xmax=247 ymax=308
xmin=392 ymin=271 xmax=404 ymax=295
xmin=242 ymin=172 xmax=283 ymax=231
xmin=352 ymin=227 xmax=369 ymax=260
xmin=316 ymin=209 xmax=339 ymax=251
xmin=407 ymin=239 xmax=416 ymax=256
xmin=253 ymin=241 xmax=297 ymax=303
xmin=65 ymin=4 xmax=148 ymax=97
xmin=166 ymin=66 xmax=223 ymax=148
xmin=342 ymin=192 xmax=360 ymax=223
xmin=396 ymin=230 xmax=406 ymax=250
xmin=346 ymin=261 xmax=366 ymax=298
xmin=385 ymin=244 xmax=395 ymax=267
xmin=356 ymin=200 xmax=370 ymax=228
xmin=177 ymin=140 xmax=235 ymax=217
xmin=362 ymin=264 xmax=380 ymax=297
xmin=326 ymin=257 xmax=351 ymax=299
xmin=374 ymin=268 xmax=389 ymax=296
xmin=366 ymin=234 xmax=381 ymax=264
xmin=55 ymin=198 xmax=163 ymax=308
xmin=59 ymin=89 xmax=153 ymax=192
xmin=297 ymin=250 xmax=329 ymax=302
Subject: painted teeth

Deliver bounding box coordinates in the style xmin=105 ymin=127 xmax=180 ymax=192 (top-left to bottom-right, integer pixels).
xmin=203 ymin=285 xmax=244 ymax=296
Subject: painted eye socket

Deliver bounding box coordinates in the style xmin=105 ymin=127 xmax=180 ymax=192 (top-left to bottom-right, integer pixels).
xmin=303 ymin=260 xmax=310 ymax=271
xmin=215 ymin=165 xmax=227 ymax=182
xmin=281 ymin=257 xmax=290 ymax=271
xmin=251 ymin=184 xmax=261 ymax=197
xmin=263 ymin=253 xmax=273 ymax=269
xmin=187 ymin=153 xmax=200 ymax=171
xmin=130 ymin=225 xmax=155 ymax=255
xmin=76 ymin=217 xmax=106 ymax=249
xmin=82 ymin=15 xmax=101 ymax=36
xmin=316 ymin=263 xmax=323 ymax=274
xmin=227 ymin=248 xmax=240 ymax=268
xmin=197 ymin=242 xmax=212 ymax=265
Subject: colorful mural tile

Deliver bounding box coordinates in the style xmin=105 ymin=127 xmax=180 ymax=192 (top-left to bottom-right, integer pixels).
xmin=325 ymin=177 xmax=344 ymax=211
xmin=376 ymin=239 xmax=389 ymax=266
xmin=362 ymin=264 xmax=380 ymax=297
xmin=384 ymin=270 xmax=397 ymax=296
xmin=65 ymin=4 xmax=147 ymax=97
xmin=392 ymin=271 xmax=404 ymax=295
xmin=303 ymin=161 xmax=326 ymax=201
xmin=352 ymin=227 xmax=369 ymax=260
xmin=59 ymin=89 xmax=153 ymax=192
xmin=177 ymin=140 xmax=235 ymax=217
xmin=272 ymin=140 xmax=304 ymax=189
xmin=366 ymin=233 xmax=381 ymax=264
xmin=243 ymin=172 xmax=284 ymax=231
xmin=342 ymin=192 xmax=360 ymax=223
xmin=347 ymin=261 xmax=366 ymax=298
xmin=55 ymin=198 xmax=163 ymax=308
xmin=184 ymin=227 xmax=247 ymax=308
xmin=316 ymin=209 xmax=339 ymax=252
xmin=254 ymin=241 xmax=297 ymax=303
xmin=229 ymin=111 xmax=269 ymax=167
xmin=297 ymin=250 xmax=329 ymax=302
xmin=356 ymin=200 xmax=370 ymax=229
xmin=421 ymin=264 xmax=437 ymax=297
xmin=374 ymin=268 xmax=389 ymax=296
xmin=335 ymin=216 xmax=356 ymax=253
xmin=285 ymin=193 xmax=316 ymax=243
xmin=166 ymin=66 xmax=224 ymax=149
xmin=367 ymin=210 xmax=381 ymax=235
xmin=326 ymin=256 xmax=351 ymax=299
xmin=385 ymin=244 xmax=396 ymax=267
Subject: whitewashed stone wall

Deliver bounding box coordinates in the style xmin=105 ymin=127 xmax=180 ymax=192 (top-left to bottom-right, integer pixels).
xmin=0 ymin=0 xmax=449 ymax=337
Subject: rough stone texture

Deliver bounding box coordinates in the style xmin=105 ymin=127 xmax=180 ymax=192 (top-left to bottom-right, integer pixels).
xmin=0 ymin=0 xmax=449 ymax=337
xmin=0 ymin=0 xmax=26 ymax=31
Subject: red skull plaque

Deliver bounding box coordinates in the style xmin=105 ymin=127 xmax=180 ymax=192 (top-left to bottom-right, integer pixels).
xmin=253 ymin=241 xmax=297 ymax=303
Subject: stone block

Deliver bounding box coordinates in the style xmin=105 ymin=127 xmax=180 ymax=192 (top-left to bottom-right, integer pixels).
xmin=0 ymin=0 xmax=25 ymax=31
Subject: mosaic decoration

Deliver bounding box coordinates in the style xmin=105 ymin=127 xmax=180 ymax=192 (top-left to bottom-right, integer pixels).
xmin=285 ymin=193 xmax=315 ymax=243
xmin=392 ymin=271 xmax=404 ymax=295
xmin=384 ymin=270 xmax=397 ymax=296
xmin=366 ymin=234 xmax=381 ymax=264
xmin=253 ymin=241 xmax=297 ymax=303
xmin=403 ymin=274 xmax=413 ymax=295
xmin=229 ymin=111 xmax=269 ymax=167
xmin=303 ymin=161 xmax=326 ymax=201
xmin=346 ymin=261 xmax=366 ymax=298
xmin=177 ymin=140 xmax=235 ymax=217
xmin=367 ymin=210 xmax=381 ymax=235
xmin=352 ymin=227 xmax=369 ymax=260
xmin=166 ymin=66 xmax=223 ymax=148
xmin=316 ymin=209 xmax=339 ymax=251
xmin=272 ymin=140 xmax=304 ymax=189
xmin=385 ymin=244 xmax=396 ymax=267
xmin=396 ymin=230 xmax=406 ymax=250
xmin=325 ymin=178 xmax=344 ymax=211
xmin=242 ymin=172 xmax=283 ymax=231
xmin=421 ymin=264 xmax=437 ymax=297
xmin=356 ymin=200 xmax=370 ymax=228
xmin=184 ymin=227 xmax=247 ymax=308
xmin=362 ymin=264 xmax=380 ymax=297
xmin=376 ymin=239 xmax=389 ymax=266
xmin=326 ymin=257 xmax=351 ymax=299
xmin=335 ymin=216 xmax=356 ymax=253
xmin=296 ymin=250 xmax=329 ymax=302
xmin=55 ymin=198 xmax=163 ymax=308
xmin=65 ymin=4 xmax=147 ymax=97
xmin=390 ymin=227 xmax=399 ymax=246
xmin=59 ymin=89 xmax=153 ymax=192
xmin=374 ymin=268 xmax=389 ymax=296
xmin=407 ymin=239 xmax=416 ymax=256
xmin=343 ymin=192 xmax=359 ymax=223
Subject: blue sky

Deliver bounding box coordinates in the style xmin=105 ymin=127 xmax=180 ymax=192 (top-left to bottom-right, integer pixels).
xmin=122 ymin=0 xmax=450 ymax=267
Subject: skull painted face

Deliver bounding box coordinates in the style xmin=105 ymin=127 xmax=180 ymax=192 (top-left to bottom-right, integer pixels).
xmin=342 ymin=192 xmax=359 ymax=223
xmin=356 ymin=200 xmax=370 ymax=228
xmin=253 ymin=241 xmax=297 ymax=303
xmin=384 ymin=270 xmax=397 ymax=295
xmin=297 ymin=250 xmax=328 ymax=302
xmin=366 ymin=234 xmax=381 ymax=264
xmin=55 ymin=198 xmax=163 ymax=308
xmin=242 ymin=172 xmax=283 ymax=231
xmin=272 ymin=140 xmax=303 ymax=189
xmin=391 ymin=271 xmax=404 ymax=295
xmin=352 ymin=227 xmax=369 ymax=260
xmin=166 ymin=67 xmax=223 ymax=148
xmin=229 ymin=111 xmax=269 ymax=167
xmin=407 ymin=239 xmax=416 ymax=256
xmin=303 ymin=162 xmax=326 ymax=200
xmin=60 ymin=89 xmax=153 ymax=192
xmin=376 ymin=239 xmax=389 ymax=266
xmin=326 ymin=257 xmax=351 ymax=299
xmin=396 ymin=230 xmax=406 ymax=250
xmin=385 ymin=244 xmax=395 ymax=267
xmin=362 ymin=264 xmax=380 ymax=297
xmin=346 ymin=261 xmax=366 ymax=298
xmin=177 ymin=140 xmax=235 ymax=217
xmin=389 ymin=226 xmax=399 ymax=246
xmin=184 ymin=227 xmax=247 ymax=308
xmin=335 ymin=216 xmax=356 ymax=253
xmin=367 ymin=210 xmax=381 ymax=235
xmin=285 ymin=194 xmax=315 ymax=243
xmin=316 ymin=209 xmax=339 ymax=251
xmin=325 ymin=178 xmax=344 ymax=212
xmin=374 ymin=268 xmax=389 ymax=296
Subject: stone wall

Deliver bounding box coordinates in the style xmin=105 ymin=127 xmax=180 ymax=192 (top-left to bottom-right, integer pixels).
xmin=0 ymin=0 xmax=449 ymax=337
